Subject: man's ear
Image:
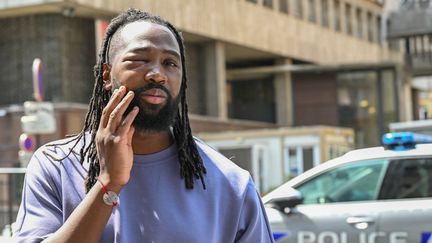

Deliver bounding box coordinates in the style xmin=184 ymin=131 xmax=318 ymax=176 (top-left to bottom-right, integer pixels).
xmin=102 ymin=63 xmax=112 ymax=91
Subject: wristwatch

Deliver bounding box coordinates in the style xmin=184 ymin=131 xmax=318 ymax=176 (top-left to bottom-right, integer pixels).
xmin=97 ymin=177 xmax=119 ymax=206
xmin=102 ymin=191 xmax=119 ymax=206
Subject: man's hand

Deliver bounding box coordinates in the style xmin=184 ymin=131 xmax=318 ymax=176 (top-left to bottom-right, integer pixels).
xmin=96 ymin=86 xmax=139 ymax=190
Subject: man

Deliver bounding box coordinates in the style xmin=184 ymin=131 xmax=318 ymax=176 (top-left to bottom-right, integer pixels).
xmin=13 ymin=8 xmax=274 ymax=243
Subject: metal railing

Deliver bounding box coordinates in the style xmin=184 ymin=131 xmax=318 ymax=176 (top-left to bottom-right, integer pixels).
xmin=0 ymin=168 xmax=26 ymax=237
xmin=401 ymin=0 xmax=431 ymax=10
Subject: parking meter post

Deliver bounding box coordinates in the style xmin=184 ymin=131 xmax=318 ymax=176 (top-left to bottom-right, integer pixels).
xmin=7 ymin=173 xmax=13 ymax=234
xmin=32 ymin=58 xmax=44 ymax=150
xmin=20 ymin=59 xmax=55 ymax=166
xmin=32 ymin=58 xmax=43 ymax=102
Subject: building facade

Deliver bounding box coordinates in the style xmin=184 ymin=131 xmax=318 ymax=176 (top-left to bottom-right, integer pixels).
xmin=387 ymin=0 xmax=432 ymax=120
xmin=0 ymin=0 xmax=404 ymax=146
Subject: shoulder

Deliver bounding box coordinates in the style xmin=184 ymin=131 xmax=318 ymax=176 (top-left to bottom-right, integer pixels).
xmin=194 ymin=137 xmax=252 ymax=194
xmin=33 ymin=135 xmax=81 ymax=163
xmin=27 ymin=135 xmax=88 ymax=178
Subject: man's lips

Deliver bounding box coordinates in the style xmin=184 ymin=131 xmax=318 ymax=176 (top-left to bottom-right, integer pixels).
xmin=141 ymin=88 xmax=168 ymax=105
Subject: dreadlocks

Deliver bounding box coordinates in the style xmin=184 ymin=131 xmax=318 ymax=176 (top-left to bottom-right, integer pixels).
xmin=55 ymin=8 xmax=206 ymax=192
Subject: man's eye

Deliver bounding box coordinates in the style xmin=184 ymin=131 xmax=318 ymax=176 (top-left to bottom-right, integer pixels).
xmin=165 ymin=60 xmax=178 ymax=67
xmin=126 ymin=59 xmax=148 ymax=63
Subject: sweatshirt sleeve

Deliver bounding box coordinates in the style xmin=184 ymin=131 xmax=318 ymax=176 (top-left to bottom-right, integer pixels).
xmin=235 ymin=178 xmax=275 ymax=243
xmin=13 ymin=147 xmax=63 ymax=243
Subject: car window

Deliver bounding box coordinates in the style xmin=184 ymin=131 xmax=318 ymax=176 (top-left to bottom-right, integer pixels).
xmin=379 ymin=157 xmax=432 ymax=199
xmin=296 ymin=159 xmax=388 ymax=204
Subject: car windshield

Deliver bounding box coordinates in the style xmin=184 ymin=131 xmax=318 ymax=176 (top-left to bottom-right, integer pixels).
xmin=295 ymin=159 xmax=389 ymax=204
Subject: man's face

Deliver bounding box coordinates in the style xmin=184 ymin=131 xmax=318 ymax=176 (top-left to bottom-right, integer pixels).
xmin=103 ymin=21 xmax=183 ymax=133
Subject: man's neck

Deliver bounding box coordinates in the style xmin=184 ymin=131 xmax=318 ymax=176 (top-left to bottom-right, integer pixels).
xmin=132 ymin=129 xmax=173 ymax=155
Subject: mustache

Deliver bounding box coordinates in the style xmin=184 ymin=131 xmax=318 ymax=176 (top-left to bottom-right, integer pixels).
xmin=133 ymin=83 xmax=170 ymax=97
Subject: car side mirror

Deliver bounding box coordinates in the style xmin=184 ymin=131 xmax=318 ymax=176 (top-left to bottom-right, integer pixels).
xmin=267 ymin=188 xmax=304 ymax=213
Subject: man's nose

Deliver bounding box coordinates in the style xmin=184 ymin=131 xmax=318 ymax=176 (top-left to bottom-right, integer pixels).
xmin=145 ymin=65 xmax=167 ymax=84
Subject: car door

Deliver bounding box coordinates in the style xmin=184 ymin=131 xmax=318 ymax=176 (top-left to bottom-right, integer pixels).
xmin=375 ymin=157 xmax=432 ymax=243
xmin=269 ymin=159 xmax=389 ymax=243
xmin=270 ymin=202 xmax=381 ymax=243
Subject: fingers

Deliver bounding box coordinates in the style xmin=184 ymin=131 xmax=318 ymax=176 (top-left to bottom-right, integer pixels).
xmin=100 ymin=86 xmax=127 ymax=129
xmin=126 ymin=124 xmax=136 ymax=146
xmin=106 ymin=90 xmax=135 ymax=133
xmin=116 ymin=106 xmax=139 ymax=136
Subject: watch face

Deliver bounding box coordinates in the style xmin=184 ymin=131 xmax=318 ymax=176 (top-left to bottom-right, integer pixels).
xmin=103 ymin=191 xmax=119 ymax=206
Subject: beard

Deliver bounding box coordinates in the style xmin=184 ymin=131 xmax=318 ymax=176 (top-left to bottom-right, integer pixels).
xmin=122 ymin=82 xmax=180 ymax=133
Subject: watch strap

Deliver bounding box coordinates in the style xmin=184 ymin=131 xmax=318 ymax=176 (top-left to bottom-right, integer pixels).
xmin=97 ymin=177 xmax=119 ymax=206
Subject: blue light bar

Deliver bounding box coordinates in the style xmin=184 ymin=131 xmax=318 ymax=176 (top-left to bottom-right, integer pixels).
xmin=382 ymin=132 xmax=432 ymax=150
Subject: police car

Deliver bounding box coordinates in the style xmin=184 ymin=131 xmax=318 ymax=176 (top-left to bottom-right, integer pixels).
xmin=262 ymin=132 xmax=432 ymax=243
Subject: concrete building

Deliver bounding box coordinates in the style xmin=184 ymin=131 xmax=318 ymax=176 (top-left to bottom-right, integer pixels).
xmin=0 ymin=0 xmax=404 ymax=150
xmin=387 ymin=0 xmax=432 ymax=121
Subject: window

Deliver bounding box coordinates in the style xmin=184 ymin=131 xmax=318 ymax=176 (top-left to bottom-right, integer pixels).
xmin=380 ymin=158 xmax=432 ymax=199
xmin=367 ymin=12 xmax=374 ymax=42
xmin=321 ymin=0 xmax=329 ymax=27
xmin=257 ymin=147 xmax=267 ymax=193
xmin=246 ymin=0 xmax=258 ymax=3
xmin=381 ymin=69 xmax=397 ymax=133
xmin=345 ymin=3 xmax=352 ymax=35
xmin=285 ymin=145 xmax=319 ymax=179
xmin=308 ymin=0 xmax=316 ymax=22
xmin=356 ymin=8 xmax=363 ymax=39
xmin=337 ymin=71 xmax=379 ymax=147
xmin=294 ymin=0 xmax=303 ymax=18
xmin=296 ymin=159 xmax=388 ymax=204
xmin=334 ymin=0 xmax=341 ymax=31
xmin=376 ymin=15 xmax=382 ymax=44
xmin=263 ymin=0 xmax=273 ymax=8
xmin=303 ymin=148 xmax=314 ymax=172
xmin=228 ymin=78 xmax=276 ymax=123
xmin=279 ymin=0 xmax=289 ymax=13
xmin=287 ymin=148 xmax=299 ymax=177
